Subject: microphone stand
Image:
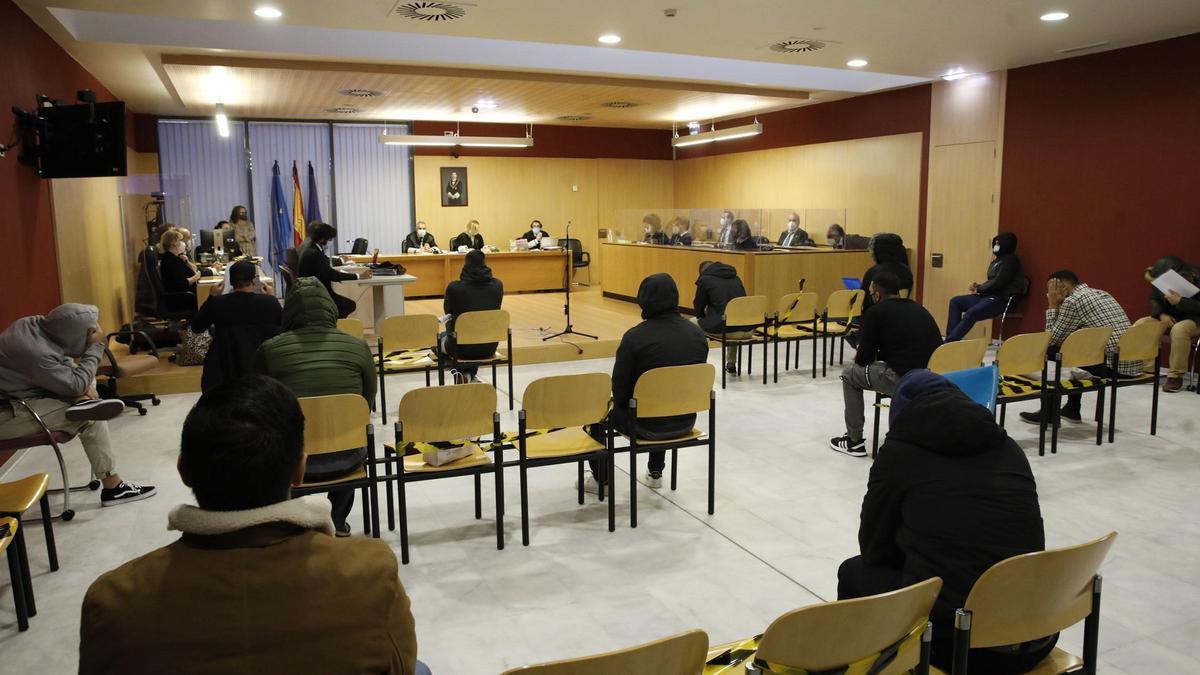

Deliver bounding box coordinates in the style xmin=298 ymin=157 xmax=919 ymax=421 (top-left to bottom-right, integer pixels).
xmin=544 ymin=220 xmax=597 ymax=341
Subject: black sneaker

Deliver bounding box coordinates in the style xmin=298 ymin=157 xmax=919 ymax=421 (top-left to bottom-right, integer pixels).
xmin=66 ymin=398 xmax=125 ymax=422
xmin=1020 ymin=409 xmax=1082 ymax=425
xmin=725 ymin=364 xmax=737 ymax=375
xmin=100 ymin=481 xmax=157 ymax=507
xmin=334 ymin=522 xmax=352 ymax=538
xmin=830 ymin=435 xmax=867 ymax=457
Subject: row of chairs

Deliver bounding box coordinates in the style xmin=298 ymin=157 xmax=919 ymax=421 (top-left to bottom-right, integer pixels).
xmin=295 ymin=364 xmax=717 ymax=563
xmin=504 ymin=532 xmax=1117 ymax=675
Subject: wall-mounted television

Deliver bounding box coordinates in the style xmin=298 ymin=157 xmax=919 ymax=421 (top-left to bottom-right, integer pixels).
xmin=16 ymin=93 xmax=127 ymax=179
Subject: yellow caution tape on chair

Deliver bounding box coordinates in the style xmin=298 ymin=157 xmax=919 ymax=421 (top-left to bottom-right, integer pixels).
xmin=382 ymin=349 xmax=436 ymax=370
xmin=729 ymin=619 xmax=925 ymax=675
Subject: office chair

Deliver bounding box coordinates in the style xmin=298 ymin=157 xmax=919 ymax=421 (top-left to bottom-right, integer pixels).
xmin=351 ymin=238 xmax=369 ymax=255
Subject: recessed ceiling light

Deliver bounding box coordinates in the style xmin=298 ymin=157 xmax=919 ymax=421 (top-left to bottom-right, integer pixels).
xmin=598 ymin=34 xmax=622 ymax=45
xmin=943 ymin=68 xmax=971 ymax=81
xmin=847 ymin=58 xmax=868 ymax=68
xmin=254 ymin=7 xmax=283 ymax=19
xmin=474 ymin=99 xmax=498 ymax=110
xmin=1040 ymin=11 xmax=1070 ymax=21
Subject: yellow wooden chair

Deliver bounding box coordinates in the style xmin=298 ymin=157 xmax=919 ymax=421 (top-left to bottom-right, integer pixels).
xmin=871 ymin=339 xmax=990 ymax=457
xmin=292 ymin=394 xmax=379 ymax=538
xmin=375 ymin=314 xmax=441 ymax=424
xmin=705 ymin=577 xmax=941 ymax=675
xmin=620 ymin=363 xmax=717 ymax=528
xmin=503 ymin=630 xmax=709 ymax=675
xmin=336 ymin=317 xmax=365 ymax=341
xmin=1106 ymin=318 xmax=1168 ymax=444
xmin=707 ymin=295 xmax=769 ymax=389
xmin=995 ymin=332 xmax=1053 ymax=455
xmin=0 ymin=474 xmax=57 ymax=573
xmin=1047 ymin=326 xmax=1114 ymax=454
xmin=1 ymin=517 xmax=32 ymax=631
xmin=386 ymin=382 xmax=501 ymax=564
xmin=938 ymin=532 xmax=1118 ymax=675
xmin=819 ymin=289 xmax=865 ymax=369
xmin=438 ymin=309 xmax=515 ymax=409
xmin=759 ymin=291 xmax=820 ymax=381
xmin=517 ymin=373 xmax=615 ymax=544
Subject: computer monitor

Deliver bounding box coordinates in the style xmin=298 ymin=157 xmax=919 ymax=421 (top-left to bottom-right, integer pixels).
xmin=221 ymin=230 xmax=240 ymax=257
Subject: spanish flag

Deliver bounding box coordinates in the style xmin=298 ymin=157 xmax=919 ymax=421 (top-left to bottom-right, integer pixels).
xmin=291 ymin=161 xmax=305 ymax=247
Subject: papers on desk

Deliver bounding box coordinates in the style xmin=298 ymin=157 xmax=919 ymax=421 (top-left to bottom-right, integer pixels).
xmin=1152 ymin=269 xmax=1200 ymax=298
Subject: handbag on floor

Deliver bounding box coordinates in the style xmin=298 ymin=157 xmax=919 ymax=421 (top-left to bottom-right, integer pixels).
xmin=174 ymin=328 xmax=211 ymax=366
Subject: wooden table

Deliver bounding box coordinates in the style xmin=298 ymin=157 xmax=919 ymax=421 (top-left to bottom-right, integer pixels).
xmin=346 ymin=250 xmax=569 ymax=297
xmin=333 ymin=273 xmax=418 ymax=331
xmin=598 ymin=242 xmax=876 ymax=311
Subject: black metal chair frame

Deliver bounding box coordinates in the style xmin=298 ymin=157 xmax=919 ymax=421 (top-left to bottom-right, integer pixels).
xmin=996 ymin=360 xmax=1052 ymax=456
xmin=2 ymin=522 xmax=35 ymax=631
xmin=0 ymin=483 xmax=58 ymax=575
xmin=993 ymin=275 xmax=1032 ymax=345
xmin=714 ymin=314 xmax=770 ymax=389
xmin=515 ymin=413 xmax=614 ymax=545
xmin=376 ymin=335 xmax=440 ymax=426
xmin=1106 ymin=345 xmax=1162 ymax=443
xmin=1044 ymin=350 xmax=1109 ymax=455
xmin=437 ymin=328 xmax=515 ymax=410
xmin=2 ymin=400 xmax=101 ymax=522
xmin=290 ymin=423 xmax=380 ymax=539
xmin=382 ymin=413 xmax=504 ymax=564
xmin=769 ymin=306 xmax=823 ymax=383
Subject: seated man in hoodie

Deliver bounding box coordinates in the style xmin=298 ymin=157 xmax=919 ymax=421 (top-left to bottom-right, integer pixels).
xmin=0 ymin=303 xmax=156 ymax=507
xmin=838 ymin=370 xmax=1053 ymax=675
xmin=945 ymin=232 xmax=1023 ymax=342
xmin=1136 ymin=256 xmax=1200 ymax=393
xmin=831 ymin=272 xmax=942 ymax=457
xmin=694 ymin=260 xmax=748 ymax=374
xmin=80 ymin=375 xmax=424 ymax=675
xmin=585 ymin=274 xmax=709 ymax=491
xmin=254 ymin=278 xmax=376 ymax=536
xmin=441 ymin=249 xmax=504 ymax=383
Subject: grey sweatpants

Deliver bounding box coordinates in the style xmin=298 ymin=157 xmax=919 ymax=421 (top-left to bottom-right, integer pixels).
xmin=841 ymin=362 xmax=899 ymax=442
xmin=0 ymin=398 xmax=116 ymax=479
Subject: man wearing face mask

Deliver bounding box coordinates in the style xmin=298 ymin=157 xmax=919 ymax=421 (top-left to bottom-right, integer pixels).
xmin=297 ymin=221 xmax=371 ymax=319
xmin=715 ymin=210 xmax=736 ymax=247
xmin=776 ymin=213 xmax=813 ymax=248
xmin=403 ymin=221 xmax=439 ymax=253
xmin=944 ymin=232 xmax=1023 ymax=342
xmin=521 ymin=220 xmax=550 ymax=249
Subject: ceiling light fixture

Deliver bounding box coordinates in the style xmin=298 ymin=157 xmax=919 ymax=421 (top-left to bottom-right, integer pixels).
xmin=379 ymin=132 xmax=533 ymax=148
xmin=942 ymin=68 xmax=971 ymax=81
xmin=1040 ymin=11 xmax=1070 ymax=21
xmin=214 ymin=103 xmax=230 ymax=138
xmin=598 ymin=34 xmax=622 ymax=45
xmin=474 ymin=99 xmax=498 ymax=110
xmin=254 ymin=7 xmax=283 ymax=19
xmin=846 ymin=58 xmax=868 ymax=68
xmin=672 ymin=121 xmax=762 ymax=148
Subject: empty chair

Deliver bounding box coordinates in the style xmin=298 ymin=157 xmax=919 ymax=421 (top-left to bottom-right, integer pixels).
xmin=386 ymin=383 xmax=502 ymax=564
xmin=502 ymin=630 xmax=708 ymax=675
xmin=760 ymin=291 xmax=820 ymax=381
xmin=376 ymin=314 xmax=440 ymax=423
xmin=708 ymin=295 xmax=769 ymax=389
xmin=1107 ymin=318 xmax=1168 ymax=442
xmin=96 ymin=332 xmax=161 ymax=415
xmin=994 ymin=332 xmax=1053 ymax=454
xmin=0 ymin=474 xmax=57 ymax=573
xmin=516 ymin=373 xmax=614 ymax=544
xmin=562 ymin=237 xmax=591 ymax=285
xmin=292 ymin=394 xmax=380 ymax=537
xmin=942 ymin=532 xmax=1118 ymax=675
xmin=437 ymin=309 xmax=514 ymax=409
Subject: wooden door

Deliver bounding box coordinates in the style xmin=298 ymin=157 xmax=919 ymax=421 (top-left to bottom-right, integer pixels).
xmin=923 ymin=141 xmax=999 ymax=337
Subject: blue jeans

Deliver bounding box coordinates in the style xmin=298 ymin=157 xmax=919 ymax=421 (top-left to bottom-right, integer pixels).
xmin=945 ymin=294 xmax=1006 ymax=342
xmin=415 ymin=660 xmax=433 ymax=675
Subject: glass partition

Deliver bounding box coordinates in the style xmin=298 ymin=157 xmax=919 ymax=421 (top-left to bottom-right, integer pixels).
xmin=611 ymin=208 xmax=894 ymax=249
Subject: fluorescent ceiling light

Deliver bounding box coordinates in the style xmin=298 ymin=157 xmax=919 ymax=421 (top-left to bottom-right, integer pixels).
xmin=214 ymin=103 xmax=229 ymax=137
xmin=598 ymin=34 xmax=622 ymax=45
xmin=847 ymin=59 xmax=868 ymax=68
xmin=379 ymin=133 xmax=533 ymax=148
xmin=942 ymin=68 xmax=971 ymax=81
xmin=1040 ymin=11 xmax=1070 ymax=21
xmin=254 ymin=7 xmax=282 ymax=19
xmin=474 ymin=99 xmax=498 ymax=109
xmin=671 ymin=121 xmax=763 ymax=148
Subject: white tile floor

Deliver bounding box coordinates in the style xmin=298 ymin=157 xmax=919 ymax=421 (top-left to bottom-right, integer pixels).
xmin=1 ymin=346 xmax=1198 ymax=673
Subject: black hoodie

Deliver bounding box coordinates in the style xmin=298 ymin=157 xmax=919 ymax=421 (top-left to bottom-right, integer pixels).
xmin=611 ymin=274 xmax=710 ymax=438
xmin=693 ymin=262 xmax=747 ymax=333
xmin=444 ymin=251 xmax=504 ymax=358
xmin=860 ymin=388 xmax=1046 ymax=650
xmin=860 ymin=233 xmax=913 ymax=313
xmin=976 ymin=232 xmax=1024 ymax=298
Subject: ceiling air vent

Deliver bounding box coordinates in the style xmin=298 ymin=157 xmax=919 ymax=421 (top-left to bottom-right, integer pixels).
xmin=337 ymin=88 xmax=386 ymax=98
xmin=769 ymin=38 xmax=827 ymax=54
xmin=392 ymin=1 xmax=467 ymax=21
xmin=556 ymin=115 xmax=591 ymax=121
xmin=601 ymin=101 xmax=638 ymax=109
xmin=325 ymin=107 xmax=363 ymax=114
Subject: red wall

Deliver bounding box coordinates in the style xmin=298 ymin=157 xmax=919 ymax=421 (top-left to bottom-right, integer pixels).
xmin=1000 ymin=33 xmax=1200 ymax=333
xmin=410 ymin=120 xmax=672 ymax=159
xmin=0 ymin=0 xmax=121 ymax=329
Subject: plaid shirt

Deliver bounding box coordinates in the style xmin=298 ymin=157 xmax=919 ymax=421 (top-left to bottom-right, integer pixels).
xmin=1045 ymin=284 xmax=1141 ymax=376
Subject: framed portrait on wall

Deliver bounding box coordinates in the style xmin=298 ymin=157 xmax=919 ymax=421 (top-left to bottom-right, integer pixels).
xmin=441 ymin=166 xmax=468 ymax=207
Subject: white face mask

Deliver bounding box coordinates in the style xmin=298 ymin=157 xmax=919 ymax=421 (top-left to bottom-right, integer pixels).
xmin=992 ymin=244 xmax=1001 ymax=253
xmin=417 ymin=228 xmax=427 ymax=237
xmin=787 ymin=221 xmax=798 ymax=232
xmin=827 ymin=237 xmax=839 ymax=246
xmin=720 ymin=217 xmax=730 ymax=226
xmin=532 ymin=227 xmax=540 ymax=234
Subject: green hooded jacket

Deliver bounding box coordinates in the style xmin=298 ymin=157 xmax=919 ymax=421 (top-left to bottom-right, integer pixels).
xmin=253 ymin=278 xmax=376 ymax=407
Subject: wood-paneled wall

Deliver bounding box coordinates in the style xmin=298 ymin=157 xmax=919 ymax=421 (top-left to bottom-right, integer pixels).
xmin=671 ymin=132 xmax=923 ymax=249
xmin=50 ymin=176 xmax=130 ymax=332
xmin=413 ymin=156 xmax=673 ymax=283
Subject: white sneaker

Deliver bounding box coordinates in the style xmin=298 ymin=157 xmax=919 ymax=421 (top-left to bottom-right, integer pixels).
xmin=645 ymin=472 xmax=663 ymax=489
xmin=575 ymin=473 xmax=602 ymax=495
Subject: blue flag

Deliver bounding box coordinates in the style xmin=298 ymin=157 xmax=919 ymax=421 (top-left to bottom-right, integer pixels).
xmin=268 ymin=160 xmax=292 ymax=279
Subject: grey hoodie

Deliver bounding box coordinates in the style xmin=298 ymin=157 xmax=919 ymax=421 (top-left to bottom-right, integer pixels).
xmin=0 ymin=304 xmax=104 ymax=400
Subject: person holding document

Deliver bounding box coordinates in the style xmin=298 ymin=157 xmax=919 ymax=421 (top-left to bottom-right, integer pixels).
xmin=1136 ymin=256 xmax=1200 ymax=392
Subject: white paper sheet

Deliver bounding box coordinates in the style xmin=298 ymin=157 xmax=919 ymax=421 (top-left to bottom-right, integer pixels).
xmin=1151 ymin=269 xmax=1200 ymax=298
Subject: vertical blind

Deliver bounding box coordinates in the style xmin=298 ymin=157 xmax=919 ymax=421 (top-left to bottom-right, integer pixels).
xmin=157 ymin=119 xmax=415 ymax=256
xmin=156 ymin=120 xmax=249 ymax=235
xmin=332 ymin=124 xmax=412 ymax=253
